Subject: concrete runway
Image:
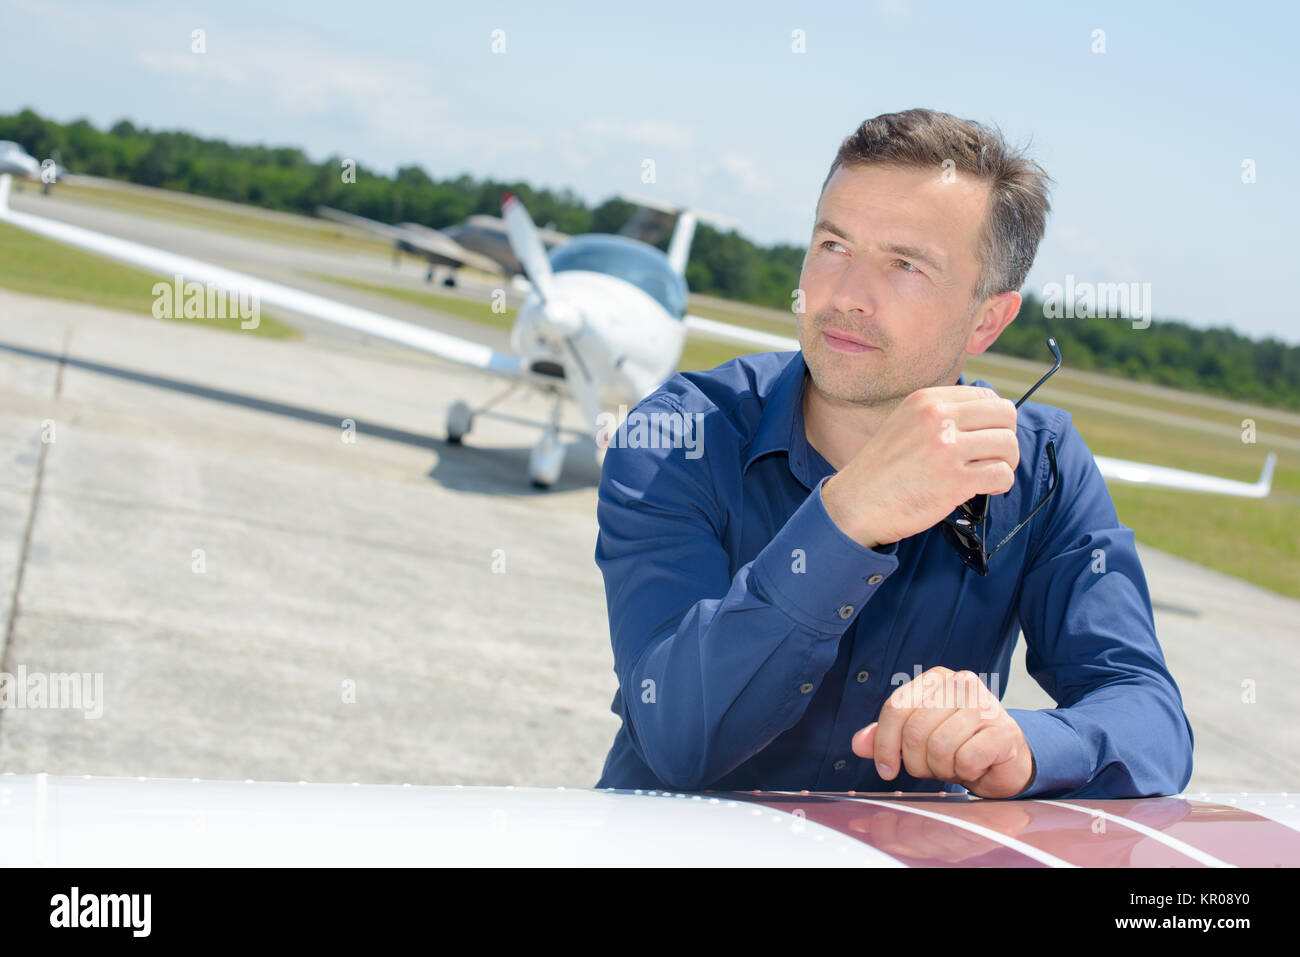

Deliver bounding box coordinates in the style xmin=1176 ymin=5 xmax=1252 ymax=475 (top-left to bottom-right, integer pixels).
xmin=0 ymin=188 xmax=1296 ymax=793
xmin=0 ymin=287 xmax=616 ymax=786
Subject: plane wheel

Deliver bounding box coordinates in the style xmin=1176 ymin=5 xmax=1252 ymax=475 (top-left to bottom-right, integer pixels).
xmin=528 ymin=431 xmax=566 ymax=488
xmin=446 ymin=401 xmax=474 ymax=444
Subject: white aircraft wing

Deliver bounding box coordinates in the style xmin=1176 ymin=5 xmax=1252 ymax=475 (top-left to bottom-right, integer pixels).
xmin=1096 ymin=452 xmax=1276 ymax=498
xmin=685 ymin=312 xmax=1277 ymax=500
xmin=684 ymin=312 xmax=800 ymax=351
xmin=0 ymin=195 xmax=523 ymax=380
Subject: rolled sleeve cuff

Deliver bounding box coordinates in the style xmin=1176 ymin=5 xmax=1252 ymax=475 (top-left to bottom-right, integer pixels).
xmin=749 ymin=475 xmax=899 ymax=633
xmin=1006 ymin=708 xmax=1095 ymax=798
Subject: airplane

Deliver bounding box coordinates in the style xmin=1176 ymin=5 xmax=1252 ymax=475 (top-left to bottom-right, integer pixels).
xmin=315 ymin=191 xmax=725 ymax=286
xmin=0 ymin=141 xmax=64 ymax=196
xmin=315 ymin=204 xmax=559 ymax=283
xmin=0 ymin=170 xmax=1278 ymax=494
xmin=1 ymin=771 xmax=1298 ymax=866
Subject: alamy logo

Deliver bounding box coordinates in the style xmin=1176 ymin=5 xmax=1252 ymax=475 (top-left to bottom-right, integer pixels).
xmin=595 ymin=404 xmax=706 ymax=460
xmin=0 ymin=666 xmax=103 ymax=719
xmin=50 ymin=887 xmax=151 ymax=937
xmin=1041 ymin=274 xmax=1152 ymax=329
xmin=152 ymin=273 xmax=260 ymax=329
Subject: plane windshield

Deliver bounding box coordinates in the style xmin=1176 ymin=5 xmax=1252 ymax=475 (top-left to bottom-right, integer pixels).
xmin=549 ymin=235 xmax=687 ymax=318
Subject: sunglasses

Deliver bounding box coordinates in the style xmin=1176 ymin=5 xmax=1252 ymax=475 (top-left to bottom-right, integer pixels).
xmin=939 ymin=337 xmax=1062 ymax=576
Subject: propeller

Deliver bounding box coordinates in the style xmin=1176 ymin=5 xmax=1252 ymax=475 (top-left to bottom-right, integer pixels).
xmin=501 ymin=193 xmax=557 ymax=302
xmin=500 ymin=193 xmax=605 ymax=434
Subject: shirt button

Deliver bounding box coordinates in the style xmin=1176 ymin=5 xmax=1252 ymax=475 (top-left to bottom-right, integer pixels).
xmin=856 ymin=670 xmax=870 ymax=683
xmin=837 ymin=604 xmax=854 ymax=619
xmin=833 ymin=760 xmax=847 ymax=771
xmin=867 ymin=574 xmax=884 ymax=585
xmin=799 ymin=682 xmax=815 ymax=694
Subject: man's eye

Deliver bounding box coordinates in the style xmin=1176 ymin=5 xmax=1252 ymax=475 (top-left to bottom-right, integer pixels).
xmin=894 ymin=259 xmax=920 ymax=273
xmin=820 ymin=239 xmax=845 ymax=252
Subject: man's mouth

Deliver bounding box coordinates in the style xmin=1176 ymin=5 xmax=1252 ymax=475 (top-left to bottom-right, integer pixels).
xmin=821 ymin=328 xmax=880 ymax=354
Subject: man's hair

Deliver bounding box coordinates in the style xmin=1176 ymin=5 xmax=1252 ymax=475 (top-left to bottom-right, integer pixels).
xmin=821 ymin=108 xmax=1054 ymax=304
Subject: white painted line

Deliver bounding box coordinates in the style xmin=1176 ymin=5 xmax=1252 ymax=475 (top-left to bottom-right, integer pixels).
xmin=850 ymin=797 xmax=1076 ymax=868
xmin=1040 ymin=800 xmax=1233 ymax=868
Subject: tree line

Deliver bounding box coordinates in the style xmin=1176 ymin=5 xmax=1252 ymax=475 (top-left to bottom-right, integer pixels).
xmin=3 ymin=108 xmax=1296 ymax=410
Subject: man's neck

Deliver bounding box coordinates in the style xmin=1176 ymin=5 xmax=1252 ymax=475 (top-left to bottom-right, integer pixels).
xmin=801 ymin=365 xmax=965 ymax=472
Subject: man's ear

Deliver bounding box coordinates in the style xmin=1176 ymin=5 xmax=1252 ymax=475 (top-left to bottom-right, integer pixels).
xmin=965 ymin=291 xmax=1021 ymax=356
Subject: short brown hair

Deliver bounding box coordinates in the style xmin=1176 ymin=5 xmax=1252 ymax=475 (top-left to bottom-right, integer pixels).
xmin=821 ymin=108 xmax=1054 ymax=304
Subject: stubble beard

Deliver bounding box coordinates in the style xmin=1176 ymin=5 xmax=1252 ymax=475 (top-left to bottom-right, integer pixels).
xmin=800 ymin=309 xmax=971 ymax=408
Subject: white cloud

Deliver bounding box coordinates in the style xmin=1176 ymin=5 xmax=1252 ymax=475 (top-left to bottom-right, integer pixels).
xmin=704 ymin=153 xmax=771 ymax=194
xmin=582 ymin=119 xmax=695 ymax=151
xmin=137 ymin=37 xmax=464 ymax=153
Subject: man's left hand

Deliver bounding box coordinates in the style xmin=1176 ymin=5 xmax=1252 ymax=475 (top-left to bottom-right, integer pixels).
xmin=851 ymin=666 xmax=1035 ymax=799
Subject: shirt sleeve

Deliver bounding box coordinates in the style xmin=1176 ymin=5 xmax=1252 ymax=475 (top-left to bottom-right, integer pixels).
xmin=595 ymin=393 xmax=900 ymax=791
xmin=1006 ymin=410 xmax=1195 ymax=799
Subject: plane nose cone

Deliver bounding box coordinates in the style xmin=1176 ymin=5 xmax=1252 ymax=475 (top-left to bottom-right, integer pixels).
xmin=539 ymin=300 xmax=582 ymax=337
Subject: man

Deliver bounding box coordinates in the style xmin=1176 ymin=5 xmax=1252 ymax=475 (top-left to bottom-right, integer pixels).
xmin=592 ymin=108 xmax=1194 ymax=799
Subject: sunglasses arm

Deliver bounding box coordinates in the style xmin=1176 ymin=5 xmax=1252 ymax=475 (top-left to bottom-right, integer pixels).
xmin=985 ymin=441 xmax=1059 ymax=561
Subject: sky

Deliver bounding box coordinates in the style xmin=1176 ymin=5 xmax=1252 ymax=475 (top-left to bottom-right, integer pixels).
xmin=4 ymin=0 xmax=1298 ymax=344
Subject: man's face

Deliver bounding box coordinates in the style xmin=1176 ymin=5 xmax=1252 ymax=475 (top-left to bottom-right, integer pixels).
xmin=797 ymin=162 xmax=992 ymax=404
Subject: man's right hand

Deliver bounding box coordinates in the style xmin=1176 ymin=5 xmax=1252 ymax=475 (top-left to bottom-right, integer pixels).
xmin=821 ymin=386 xmax=1020 ymax=549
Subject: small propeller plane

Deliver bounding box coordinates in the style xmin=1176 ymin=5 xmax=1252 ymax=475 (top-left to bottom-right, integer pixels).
xmin=315 ymin=204 xmax=560 ymax=282
xmin=0 ymin=141 xmax=64 ymax=195
xmin=0 ymin=170 xmax=1277 ymax=493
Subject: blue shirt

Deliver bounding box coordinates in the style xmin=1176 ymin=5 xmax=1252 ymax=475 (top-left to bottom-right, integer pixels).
xmin=592 ymin=349 xmax=1194 ymax=798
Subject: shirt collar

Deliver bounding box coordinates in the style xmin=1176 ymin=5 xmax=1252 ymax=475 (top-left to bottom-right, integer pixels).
xmin=742 ymin=351 xmax=970 ymax=487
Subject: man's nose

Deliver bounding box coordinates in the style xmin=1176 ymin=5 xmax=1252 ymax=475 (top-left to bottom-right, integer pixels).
xmin=828 ymin=255 xmax=880 ymax=319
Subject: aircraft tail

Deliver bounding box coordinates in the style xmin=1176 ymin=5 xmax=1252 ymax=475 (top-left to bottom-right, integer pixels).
xmin=617 ymin=193 xmax=737 ymax=278
xmin=666 ymin=210 xmax=697 ymax=276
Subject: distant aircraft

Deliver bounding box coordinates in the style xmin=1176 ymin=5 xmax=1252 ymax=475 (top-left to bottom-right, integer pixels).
xmin=315 ymin=191 xmax=724 ymax=287
xmin=0 ymin=172 xmax=1277 ymax=494
xmin=0 ymin=141 xmax=64 ymax=197
xmin=315 ymin=205 xmax=548 ymax=283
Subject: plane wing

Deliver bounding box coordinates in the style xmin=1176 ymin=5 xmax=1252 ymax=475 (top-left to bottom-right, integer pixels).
xmin=4 ymin=773 xmax=1300 ymax=866
xmin=684 ymin=313 xmax=800 ymax=351
xmin=0 ymin=195 xmax=522 ymax=379
xmin=1096 ymin=452 xmax=1276 ymax=498
xmin=686 ymin=312 xmax=1278 ymax=500
xmin=317 ymin=206 xmax=505 ymax=275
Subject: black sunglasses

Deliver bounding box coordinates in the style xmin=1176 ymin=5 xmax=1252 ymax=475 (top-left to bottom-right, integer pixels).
xmin=939 ymin=337 xmax=1062 ymax=576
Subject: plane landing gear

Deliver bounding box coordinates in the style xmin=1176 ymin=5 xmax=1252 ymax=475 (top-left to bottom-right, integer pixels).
xmin=443 ymin=388 xmax=569 ymax=488
xmin=528 ymin=397 xmax=567 ymax=488
xmin=445 ymin=400 xmax=474 ymax=444
xmin=444 ymin=383 xmax=524 ymax=445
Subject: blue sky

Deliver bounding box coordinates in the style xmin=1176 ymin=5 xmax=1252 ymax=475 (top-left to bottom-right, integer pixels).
xmin=4 ymin=0 xmax=1298 ymax=344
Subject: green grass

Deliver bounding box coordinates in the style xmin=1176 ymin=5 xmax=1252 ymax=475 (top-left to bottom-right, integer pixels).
xmin=300 ymin=272 xmax=517 ymax=331
xmin=0 ymin=220 xmax=298 ymax=338
xmin=1108 ymin=486 xmax=1299 ymax=596
xmin=966 ymin=357 xmax=1300 ymax=442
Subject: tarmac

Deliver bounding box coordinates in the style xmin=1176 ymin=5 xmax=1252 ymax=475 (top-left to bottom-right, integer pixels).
xmin=0 ymin=186 xmax=1296 ymax=793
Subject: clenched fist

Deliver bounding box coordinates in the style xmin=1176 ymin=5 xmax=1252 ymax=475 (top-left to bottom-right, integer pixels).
xmin=821 ymin=386 xmax=1019 ymax=549
xmin=851 ymin=666 xmax=1036 ymax=799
